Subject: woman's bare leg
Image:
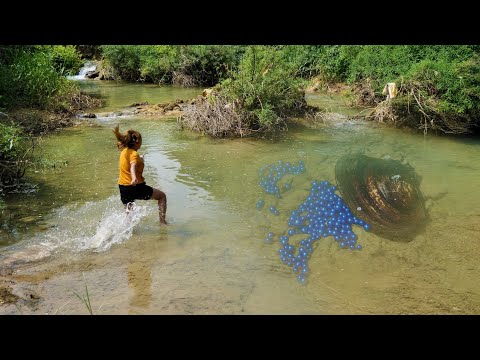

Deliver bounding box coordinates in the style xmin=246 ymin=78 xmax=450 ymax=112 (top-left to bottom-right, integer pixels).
xmin=151 ymin=188 xmax=167 ymax=225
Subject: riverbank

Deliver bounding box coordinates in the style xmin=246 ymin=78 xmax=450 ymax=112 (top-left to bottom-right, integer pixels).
xmin=89 ymin=98 xmax=190 ymax=119
xmin=7 ymin=108 xmax=98 ymax=134
xmin=82 ymin=90 xmax=368 ymax=129
xmin=2 ymin=78 xmax=480 ymax=315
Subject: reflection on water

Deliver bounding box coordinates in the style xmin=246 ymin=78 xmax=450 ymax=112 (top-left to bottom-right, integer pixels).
xmin=1 ymin=82 xmax=480 ymax=314
xmin=304 ymin=91 xmax=367 ymax=117
xmin=127 ymin=243 xmax=153 ymax=313
xmin=79 ymin=80 xmax=203 ymax=113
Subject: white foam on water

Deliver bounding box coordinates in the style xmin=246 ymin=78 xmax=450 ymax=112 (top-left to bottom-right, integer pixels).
xmin=1 ymin=197 xmax=154 ymax=267
xmin=77 ymin=204 xmax=150 ymax=252
xmin=36 ymin=196 xmax=153 ymax=254
xmin=67 ymin=61 xmax=97 ymax=80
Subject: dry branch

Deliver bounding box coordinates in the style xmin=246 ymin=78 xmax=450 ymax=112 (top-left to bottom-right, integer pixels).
xmin=178 ymin=96 xmax=254 ymax=138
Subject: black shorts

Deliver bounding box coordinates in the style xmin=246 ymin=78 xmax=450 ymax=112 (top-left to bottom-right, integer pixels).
xmin=118 ymin=183 xmax=154 ymax=205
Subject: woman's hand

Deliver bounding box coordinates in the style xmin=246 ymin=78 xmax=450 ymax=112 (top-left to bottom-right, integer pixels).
xmin=130 ymin=177 xmax=140 ymax=185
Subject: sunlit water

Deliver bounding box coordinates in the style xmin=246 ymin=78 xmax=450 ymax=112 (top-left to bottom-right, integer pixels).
xmin=79 ymin=79 xmax=203 ymax=113
xmin=66 ymin=61 xmax=97 ymax=81
xmin=1 ymin=81 xmax=480 ymax=314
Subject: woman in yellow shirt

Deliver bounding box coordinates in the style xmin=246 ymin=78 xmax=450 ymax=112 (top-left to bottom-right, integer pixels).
xmin=113 ymin=125 xmax=167 ymax=225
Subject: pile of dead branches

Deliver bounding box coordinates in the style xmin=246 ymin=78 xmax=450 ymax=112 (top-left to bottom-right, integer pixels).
xmin=67 ymin=92 xmax=102 ymax=113
xmin=178 ymin=96 xmax=254 ymax=138
xmin=369 ymin=81 xmax=474 ymax=135
xmin=172 ymin=71 xmax=199 ymax=87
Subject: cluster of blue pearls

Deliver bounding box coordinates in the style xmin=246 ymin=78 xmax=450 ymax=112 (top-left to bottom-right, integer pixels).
xmin=256 ymin=160 xmax=370 ymax=284
xmin=279 ymin=180 xmax=369 ymax=284
xmin=257 ymin=160 xmax=306 ymax=200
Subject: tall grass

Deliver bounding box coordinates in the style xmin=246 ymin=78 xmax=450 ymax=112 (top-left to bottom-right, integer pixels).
xmin=0 ymin=122 xmax=28 ymax=188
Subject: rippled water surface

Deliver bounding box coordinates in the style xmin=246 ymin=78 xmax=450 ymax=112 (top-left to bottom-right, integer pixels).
xmin=1 ymin=80 xmax=479 ymax=314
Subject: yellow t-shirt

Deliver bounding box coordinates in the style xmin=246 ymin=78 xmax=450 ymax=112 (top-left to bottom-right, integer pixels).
xmin=118 ymin=148 xmax=145 ymax=185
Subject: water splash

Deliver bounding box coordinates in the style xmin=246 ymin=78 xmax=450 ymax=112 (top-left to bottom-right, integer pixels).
xmin=38 ymin=197 xmax=152 ymax=253
xmin=67 ymin=60 xmax=97 ymax=80
xmin=76 ymin=203 xmax=150 ymax=252
xmin=1 ymin=196 xmax=153 ymax=267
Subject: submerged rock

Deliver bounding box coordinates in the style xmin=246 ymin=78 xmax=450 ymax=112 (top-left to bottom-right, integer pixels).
xmin=78 ymin=112 xmax=96 ymax=118
xmin=335 ymin=154 xmax=427 ymax=242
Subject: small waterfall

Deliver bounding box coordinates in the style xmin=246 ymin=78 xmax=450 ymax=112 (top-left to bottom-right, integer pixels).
xmin=68 ymin=60 xmax=97 ymax=80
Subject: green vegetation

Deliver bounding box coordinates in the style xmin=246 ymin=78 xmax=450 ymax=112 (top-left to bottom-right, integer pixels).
xmin=0 ymin=45 xmax=99 ymax=197
xmin=0 ymin=44 xmax=478 ymax=135
xmin=179 ymin=46 xmax=309 ymax=137
xmin=0 ymin=122 xmax=29 ymax=191
xmin=0 ymin=46 xmax=83 ymax=110
xmin=103 ymin=45 xmax=478 ymax=136
xmin=335 ymin=46 xmax=480 ymax=133
xmin=72 ymin=273 xmax=94 ymax=315
xmin=1 ymin=44 xmax=479 ymax=250
xmin=1 ymin=45 xmax=479 ymax=199
xmin=75 ymin=45 xmax=102 ymax=60
xmin=100 ymin=45 xmax=245 ymax=86
xmin=47 ymin=45 xmax=84 ymax=76
xmin=345 ymin=45 xmax=478 ymax=92
xmin=220 ymin=46 xmax=307 ymax=128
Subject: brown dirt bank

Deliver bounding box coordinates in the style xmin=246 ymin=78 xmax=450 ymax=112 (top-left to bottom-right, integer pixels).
xmin=8 ymin=109 xmax=98 ymax=134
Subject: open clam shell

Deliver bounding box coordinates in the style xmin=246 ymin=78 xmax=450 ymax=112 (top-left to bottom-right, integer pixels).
xmin=335 ymin=154 xmax=427 ymax=242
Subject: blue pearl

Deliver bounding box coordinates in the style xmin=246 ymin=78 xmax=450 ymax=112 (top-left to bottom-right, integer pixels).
xmin=256 ymin=199 xmax=265 ymax=209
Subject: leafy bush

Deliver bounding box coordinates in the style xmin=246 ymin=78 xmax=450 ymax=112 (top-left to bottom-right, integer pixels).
xmin=347 ymin=45 xmax=419 ymax=92
xmin=75 ymin=45 xmax=102 ymax=59
xmin=396 ymin=55 xmax=480 ymax=133
xmin=276 ymin=45 xmax=324 ymax=79
xmin=0 ymin=46 xmax=100 ymax=193
xmin=100 ymin=45 xmax=245 ymax=86
xmin=347 ymin=45 xmax=479 ymax=92
xmin=0 ymin=46 xmax=82 ymax=110
xmin=180 ymin=46 xmax=309 ymax=136
xmin=220 ymin=46 xmax=306 ymax=127
xmin=48 ymin=45 xmax=84 ymax=76
xmin=10 ymin=49 xmax=61 ymax=107
xmin=175 ymin=45 xmax=245 ymax=86
xmin=137 ymin=45 xmax=180 ymax=83
xmin=100 ymin=45 xmax=142 ymax=81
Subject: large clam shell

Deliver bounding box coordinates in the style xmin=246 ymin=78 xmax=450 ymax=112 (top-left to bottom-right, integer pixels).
xmin=335 ymin=154 xmax=427 ymax=242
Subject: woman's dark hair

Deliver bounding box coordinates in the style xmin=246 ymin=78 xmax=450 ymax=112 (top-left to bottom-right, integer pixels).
xmin=112 ymin=125 xmax=142 ymax=150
